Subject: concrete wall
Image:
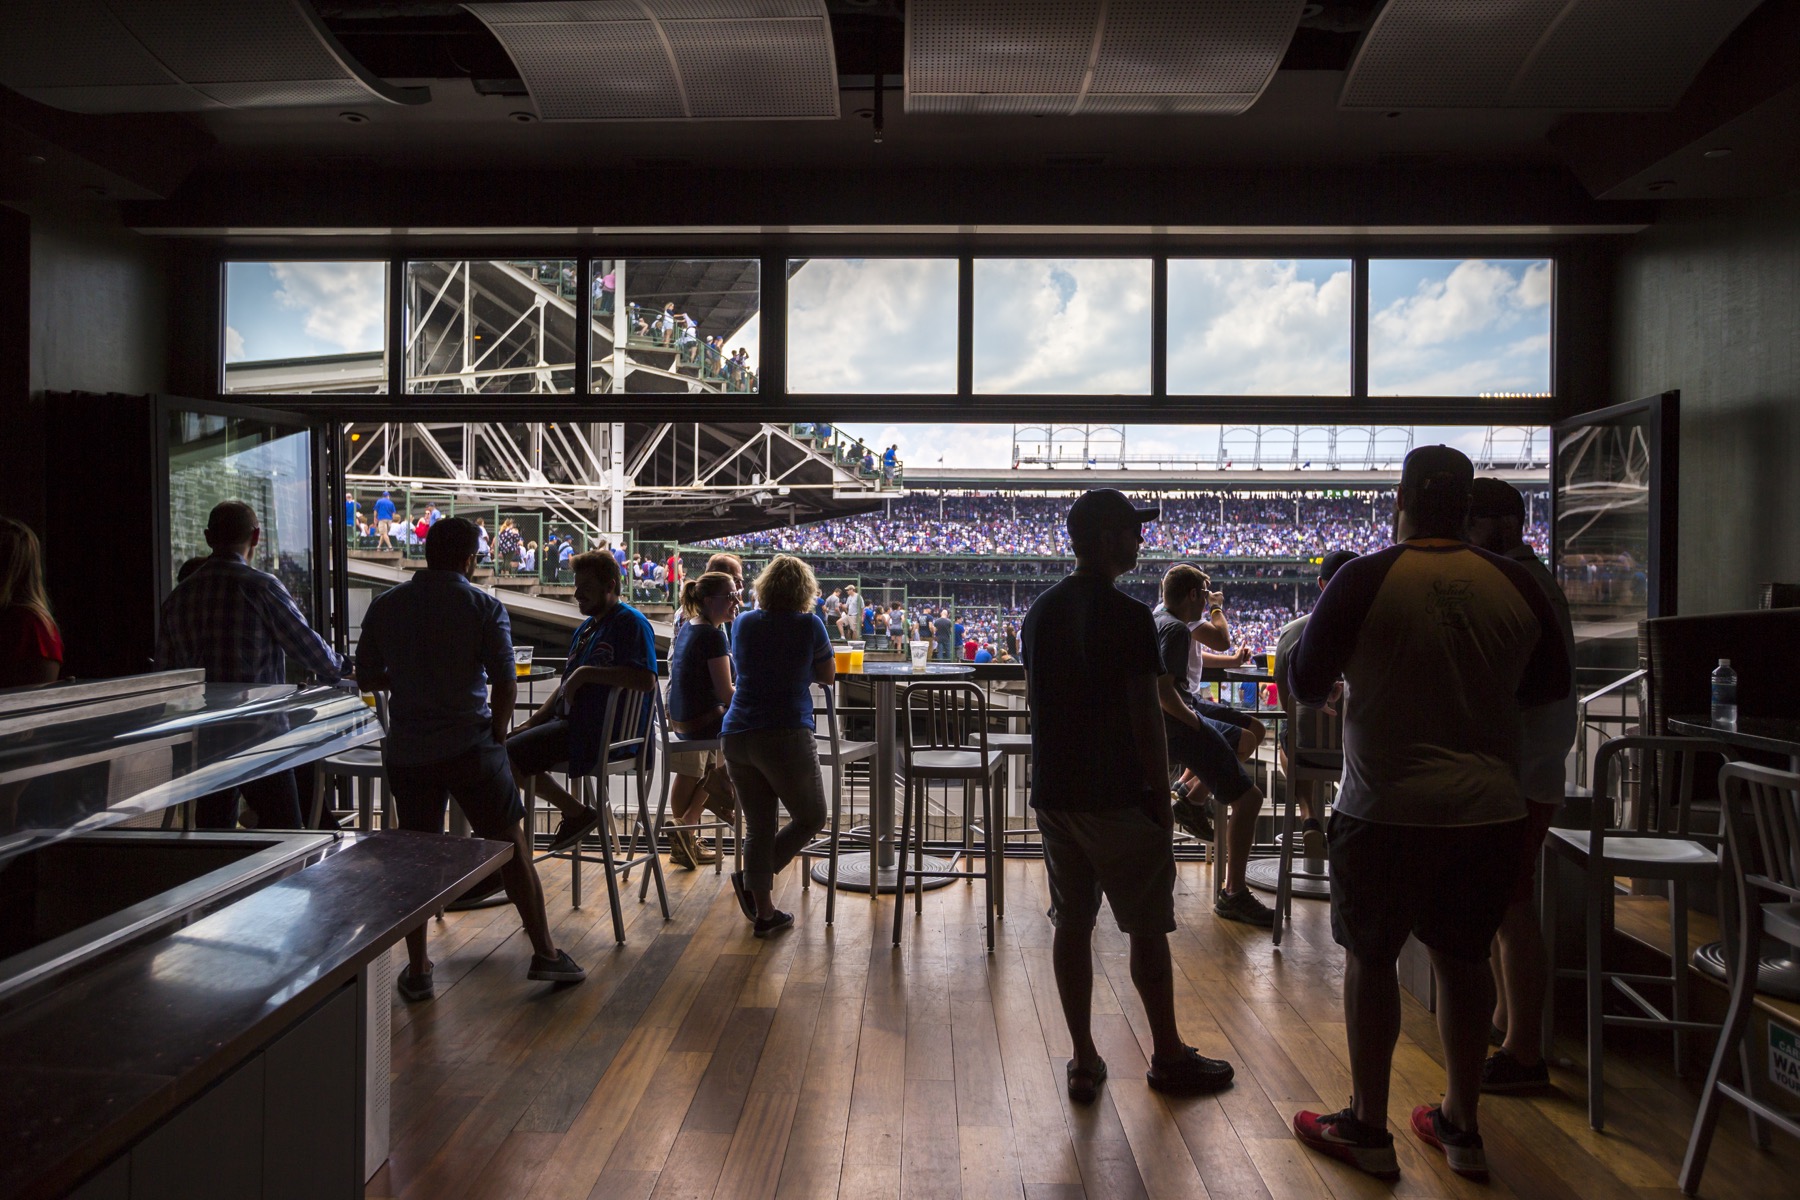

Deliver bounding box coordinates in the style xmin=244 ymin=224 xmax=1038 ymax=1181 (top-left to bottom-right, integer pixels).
xmin=1611 ymin=193 xmax=1800 ymax=615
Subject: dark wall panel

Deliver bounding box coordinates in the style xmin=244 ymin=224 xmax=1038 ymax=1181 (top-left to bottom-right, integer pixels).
xmin=1611 ymin=194 xmax=1800 ymax=614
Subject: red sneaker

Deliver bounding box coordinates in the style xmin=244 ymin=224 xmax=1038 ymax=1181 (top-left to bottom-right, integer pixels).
xmin=1292 ymin=1107 xmax=1399 ymax=1179
xmin=1411 ymin=1105 xmax=1487 ymax=1178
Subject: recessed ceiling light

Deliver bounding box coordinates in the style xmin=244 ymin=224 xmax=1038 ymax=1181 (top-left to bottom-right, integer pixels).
xmin=1647 ymin=179 xmax=1676 ymax=191
xmin=509 ymin=111 xmax=537 ymax=123
xmin=339 ymin=111 xmax=368 ymax=124
xmin=1702 ymin=147 xmax=1733 ymax=159
xmin=853 ymin=107 xmax=873 ymax=119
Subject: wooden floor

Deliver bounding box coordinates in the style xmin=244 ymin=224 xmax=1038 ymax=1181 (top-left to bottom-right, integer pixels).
xmin=371 ymin=853 xmax=1795 ymax=1200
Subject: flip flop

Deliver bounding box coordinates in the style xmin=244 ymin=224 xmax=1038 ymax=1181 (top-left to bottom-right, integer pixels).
xmin=1067 ymin=1057 xmax=1107 ymax=1104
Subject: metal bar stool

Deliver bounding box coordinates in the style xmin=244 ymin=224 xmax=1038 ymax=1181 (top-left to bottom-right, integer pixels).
xmin=648 ymin=684 xmax=737 ymax=887
xmin=1272 ymin=701 xmax=1341 ymax=947
xmin=1544 ymin=734 xmax=1731 ymax=1130
xmin=537 ymin=687 xmax=669 ymax=944
xmin=1679 ymin=761 xmax=1800 ymax=1195
xmin=308 ymin=691 xmax=392 ymax=831
xmin=968 ymin=702 xmax=1031 ymax=921
xmin=799 ymin=687 xmax=877 ymax=924
xmin=893 ymin=681 xmax=1004 ymax=953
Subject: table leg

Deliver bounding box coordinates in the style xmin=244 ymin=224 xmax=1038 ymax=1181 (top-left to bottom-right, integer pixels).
xmin=875 ymin=678 xmax=896 ymax=871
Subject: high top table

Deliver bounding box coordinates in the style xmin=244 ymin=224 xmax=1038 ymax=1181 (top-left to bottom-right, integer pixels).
xmin=1667 ymin=714 xmax=1800 ymax=1001
xmin=816 ymin=662 xmax=972 ymax=894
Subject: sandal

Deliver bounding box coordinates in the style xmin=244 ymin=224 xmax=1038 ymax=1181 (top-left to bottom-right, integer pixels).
xmin=1066 ymin=1057 xmax=1107 ymax=1104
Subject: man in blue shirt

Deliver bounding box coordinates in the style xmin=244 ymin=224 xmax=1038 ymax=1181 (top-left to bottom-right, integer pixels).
xmin=373 ymin=490 xmax=396 ymax=550
xmin=507 ymin=550 xmax=658 ymax=818
xmin=356 ymin=517 xmax=584 ymax=999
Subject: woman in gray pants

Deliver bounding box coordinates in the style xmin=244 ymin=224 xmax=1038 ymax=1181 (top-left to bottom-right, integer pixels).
xmin=721 ymin=554 xmax=836 ymax=937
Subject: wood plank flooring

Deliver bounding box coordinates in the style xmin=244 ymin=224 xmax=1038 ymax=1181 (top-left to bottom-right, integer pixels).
xmin=370 ymin=853 xmax=1795 ymax=1199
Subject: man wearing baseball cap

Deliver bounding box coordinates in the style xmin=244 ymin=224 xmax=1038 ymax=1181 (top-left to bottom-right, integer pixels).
xmin=1287 ymin=447 xmax=1570 ymax=1181
xmin=1466 ymin=476 xmax=1576 ymax=1094
xmin=1022 ymin=488 xmax=1237 ymax=1106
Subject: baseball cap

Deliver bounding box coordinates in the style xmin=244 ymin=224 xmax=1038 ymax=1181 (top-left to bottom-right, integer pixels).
xmin=1320 ymin=549 xmax=1359 ymax=583
xmin=1399 ymin=444 xmax=1474 ymax=496
xmin=1468 ymin=476 xmax=1526 ymax=522
xmin=1066 ymin=489 xmax=1160 ymax=540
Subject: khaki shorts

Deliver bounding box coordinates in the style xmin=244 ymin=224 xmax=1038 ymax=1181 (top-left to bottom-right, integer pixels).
xmin=668 ymin=743 xmax=722 ymax=779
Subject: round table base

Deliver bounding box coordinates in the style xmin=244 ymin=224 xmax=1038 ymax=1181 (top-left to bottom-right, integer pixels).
xmin=1691 ymin=941 xmax=1800 ymax=1003
xmin=813 ymin=851 xmax=959 ymax=894
xmin=1243 ymin=856 xmax=1330 ymax=900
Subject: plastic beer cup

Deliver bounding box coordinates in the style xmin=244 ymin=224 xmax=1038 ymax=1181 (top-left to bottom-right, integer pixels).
xmin=514 ymin=645 xmax=534 ymax=677
xmin=910 ymin=640 xmax=929 ymax=671
xmin=848 ymin=640 xmax=865 ymax=672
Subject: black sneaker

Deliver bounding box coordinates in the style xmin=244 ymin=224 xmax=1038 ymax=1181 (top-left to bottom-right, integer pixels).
xmin=729 ymin=870 xmax=756 ymax=922
xmin=546 ymin=808 xmax=598 ymax=854
xmin=527 ymin=949 xmax=587 ymax=983
xmin=1412 ymin=1105 xmax=1486 ymax=1178
xmin=1215 ymin=887 xmax=1275 ymax=928
xmin=753 ymin=910 xmax=794 ymax=938
xmin=1293 ymin=1107 xmax=1399 ymax=1179
xmin=1146 ymin=1045 xmax=1234 ymax=1094
xmin=1172 ymin=797 xmax=1214 ymax=841
xmin=396 ymin=968 xmax=434 ymax=1002
xmin=1481 ymin=1048 xmax=1550 ymax=1093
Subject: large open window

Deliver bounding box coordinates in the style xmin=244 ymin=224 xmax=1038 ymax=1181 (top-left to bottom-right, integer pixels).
xmin=591 ymin=258 xmax=760 ymax=394
xmin=1368 ymin=258 xmax=1553 ymax=397
xmin=1167 ymin=259 xmax=1352 ymax=396
xmin=405 ymin=260 xmax=577 ymax=394
xmin=787 ymin=258 xmax=957 ymax=394
xmin=222 ymin=261 xmax=387 ymax=394
xmin=974 ymin=259 xmax=1152 ymax=395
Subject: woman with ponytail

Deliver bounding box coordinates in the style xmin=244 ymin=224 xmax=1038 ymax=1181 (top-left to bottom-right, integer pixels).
xmin=664 ymin=570 xmax=741 ymax=867
xmin=0 ymin=517 xmax=62 ymax=687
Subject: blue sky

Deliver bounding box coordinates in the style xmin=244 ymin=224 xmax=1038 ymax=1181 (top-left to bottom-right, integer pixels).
xmin=1370 ymin=258 xmax=1552 ymax=395
xmin=223 ymin=261 xmax=386 ymax=363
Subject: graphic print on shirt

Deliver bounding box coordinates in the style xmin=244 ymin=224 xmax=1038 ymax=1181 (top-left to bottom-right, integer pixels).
xmin=1429 ymin=578 xmax=1475 ymax=631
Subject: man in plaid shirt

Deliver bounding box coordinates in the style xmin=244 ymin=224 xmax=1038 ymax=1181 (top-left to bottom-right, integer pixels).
xmin=159 ymin=501 xmax=343 ymax=829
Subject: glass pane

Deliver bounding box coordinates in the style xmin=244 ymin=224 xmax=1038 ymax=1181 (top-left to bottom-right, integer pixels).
xmin=1369 ymin=258 xmax=1553 ymax=397
xmin=405 ymin=260 xmax=577 ymax=393
xmin=787 ymin=258 xmax=957 ymax=393
xmin=1168 ymin=259 xmax=1351 ymax=395
xmin=222 ymin=261 xmax=387 ymax=394
xmin=973 ymin=259 xmax=1152 ymax=395
xmin=590 ymin=258 xmax=760 ymax=394
xmin=167 ymin=411 xmax=316 ymax=624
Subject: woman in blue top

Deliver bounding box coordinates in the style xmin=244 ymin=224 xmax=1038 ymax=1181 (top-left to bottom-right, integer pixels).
xmin=665 ymin=571 xmax=739 ymax=869
xmin=722 ymin=554 xmax=835 ymax=937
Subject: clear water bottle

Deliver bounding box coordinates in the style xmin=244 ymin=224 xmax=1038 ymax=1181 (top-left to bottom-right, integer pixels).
xmin=1711 ymin=659 xmax=1738 ymax=731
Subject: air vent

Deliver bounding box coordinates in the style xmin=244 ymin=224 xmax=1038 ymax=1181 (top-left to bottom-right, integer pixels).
xmin=906 ymin=0 xmax=1306 ymax=116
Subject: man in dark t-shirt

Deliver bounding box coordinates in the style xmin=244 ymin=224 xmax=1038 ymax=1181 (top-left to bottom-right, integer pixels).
xmin=1022 ymin=489 xmax=1235 ymax=1105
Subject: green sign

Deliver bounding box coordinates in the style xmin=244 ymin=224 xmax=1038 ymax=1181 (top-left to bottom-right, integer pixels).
xmin=1772 ymin=1022 xmax=1800 ymax=1098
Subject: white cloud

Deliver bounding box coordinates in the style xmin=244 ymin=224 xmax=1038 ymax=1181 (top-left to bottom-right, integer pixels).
xmin=789 ymin=259 xmax=957 ymax=393
xmin=1369 ymin=259 xmax=1552 ymax=394
xmin=269 ymin=261 xmax=386 ymax=353
xmin=1168 ymin=260 xmax=1352 ymax=395
xmin=224 ymin=324 xmax=246 ymax=362
xmin=973 ymin=259 xmax=1152 ymax=394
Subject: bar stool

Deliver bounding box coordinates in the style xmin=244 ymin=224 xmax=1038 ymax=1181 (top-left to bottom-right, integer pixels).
xmin=1272 ymin=701 xmax=1341 ymax=947
xmin=1679 ymin=761 xmax=1800 ymax=1195
xmin=308 ymin=692 xmax=392 ymax=831
xmin=967 ymin=705 xmax=1031 ymax=919
xmin=537 ymin=687 xmax=669 ymax=944
xmin=799 ymin=687 xmax=878 ymax=924
xmin=893 ymin=681 xmax=1004 ymax=953
xmin=1543 ymin=733 xmax=1730 ymax=1130
xmin=648 ymin=685 xmax=737 ymax=883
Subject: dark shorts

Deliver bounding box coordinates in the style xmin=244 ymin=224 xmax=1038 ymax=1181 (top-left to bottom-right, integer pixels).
xmin=1164 ymin=717 xmax=1256 ymax=806
xmin=1328 ymin=811 xmax=1528 ymax=964
xmin=388 ymin=739 xmax=523 ymax=842
xmin=1037 ymin=805 xmax=1178 ymax=935
xmin=1511 ymin=800 xmax=1560 ymax=906
xmin=505 ymin=718 xmax=572 ymax=776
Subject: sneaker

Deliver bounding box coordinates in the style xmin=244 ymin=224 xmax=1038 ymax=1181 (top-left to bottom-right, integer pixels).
xmin=1301 ymin=823 xmax=1327 ymax=862
xmin=690 ymin=835 xmax=720 ymax=865
xmin=546 ymin=808 xmax=598 ymax=854
xmin=1171 ymin=797 xmax=1214 ymax=841
xmin=1146 ymin=1045 xmax=1235 ymax=1095
xmin=668 ymin=829 xmax=698 ymax=871
xmin=527 ymin=949 xmax=587 ymax=984
xmin=1293 ymin=1107 xmax=1400 ymax=1179
xmin=753 ymin=910 xmax=794 ymax=938
xmin=729 ymin=870 xmax=756 ymax=922
xmin=396 ymin=968 xmax=434 ymax=1002
xmin=1481 ymin=1049 xmax=1550 ymax=1093
xmin=1411 ymin=1105 xmax=1486 ymax=1178
xmin=1214 ymin=887 xmax=1276 ymax=928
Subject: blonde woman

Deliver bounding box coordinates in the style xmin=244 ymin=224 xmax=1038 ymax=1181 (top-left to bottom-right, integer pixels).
xmin=0 ymin=517 xmax=62 ymax=687
xmin=665 ymin=571 xmax=740 ymax=868
xmin=721 ymin=554 xmax=834 ymax=936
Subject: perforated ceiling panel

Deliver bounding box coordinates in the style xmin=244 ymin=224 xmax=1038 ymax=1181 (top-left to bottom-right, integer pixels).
xmin=1342 ymin=0 xmax=1764 ymax=111
xmin=0 ymin=0 xmax=429 ymax=113
xmin=466 ymin=0 xmax=839 ymax=121
xmin=904 ymin=0 xmax=1304 ymax=116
